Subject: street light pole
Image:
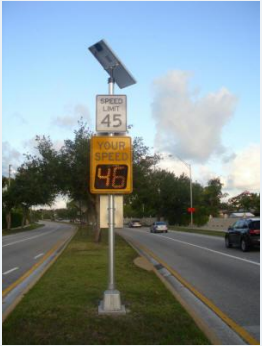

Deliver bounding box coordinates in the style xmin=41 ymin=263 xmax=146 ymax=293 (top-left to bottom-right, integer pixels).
xmin=189 ymin=164 xmax=193 ymax=226
xmin=173 ymin=156 xmax=193 ymax=226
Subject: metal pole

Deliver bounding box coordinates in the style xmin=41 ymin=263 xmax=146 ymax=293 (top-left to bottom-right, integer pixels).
xmin=108 ymin=194 xmax=115 ymax=289
xmin=174 ymin=156 xmax=194 ymax=226
xmin=108 ymin=76 xmax=115 ymax=290
xmin=98 ymin=74 xmax=125 ymax=314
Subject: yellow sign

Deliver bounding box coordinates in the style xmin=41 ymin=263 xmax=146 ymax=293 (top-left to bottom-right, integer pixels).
xmin=90 ymin=136 xmax=132 ymax=194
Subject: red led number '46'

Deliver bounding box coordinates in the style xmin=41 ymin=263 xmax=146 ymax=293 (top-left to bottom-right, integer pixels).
xmin=95 ymin=165 xmax=128 ymax=189
xmin=90 ymin=136 xmax=132 ymax=194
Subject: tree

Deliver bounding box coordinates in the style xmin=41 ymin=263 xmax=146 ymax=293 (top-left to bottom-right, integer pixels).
xmin=228 ymin=191 xmax=260 ymax=215
xmin=190 ymin=182 xmax=209 ymax=226
xmin=202 ymin=178 xmax=224 ymax=217
xmin=66 ymin=200 xmax=79 ymax=221
xmin=58 ymin=123 xmax=96 ymax=226
xmin=31 ymin=121 xmax=104 ymax=240
xmin=2 ymin=176 xmax=9 ymax=189
xmin=2 ymin=177 xmax=16 ymax=230
xmin=11 ymin=158 xmax=56 ymax=226
xmin=124 ymin=138 xmax=161 ymax=218
xmin=10 ymin=119 xmax=232 ymax=235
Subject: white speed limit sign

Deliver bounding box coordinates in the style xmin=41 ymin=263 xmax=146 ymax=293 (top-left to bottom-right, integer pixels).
xmin=96 ymin=95 xmax=127 ymax=133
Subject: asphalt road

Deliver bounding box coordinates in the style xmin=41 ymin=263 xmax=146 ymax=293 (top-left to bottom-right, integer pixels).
xmin=119 ymin=227 xmax=260 ymax=342
xmin=2 ymin=221 xmax=76 ymax=291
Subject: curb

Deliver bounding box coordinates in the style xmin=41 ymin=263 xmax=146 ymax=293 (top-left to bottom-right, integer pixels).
xmin=124 ymin=237 xmax=222 ymax=345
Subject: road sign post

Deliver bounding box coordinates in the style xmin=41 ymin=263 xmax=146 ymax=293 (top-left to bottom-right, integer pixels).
xmin=100 ymin=196 xmax=123 ymax=228
xmin=98 ymin=77 xmax=126 ymax=314
xmin=89 ymin=39 xmax=136 ymax=315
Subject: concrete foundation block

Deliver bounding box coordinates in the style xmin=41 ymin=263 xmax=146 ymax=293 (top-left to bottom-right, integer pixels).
xmin=98 ymin=289 xmax=126 ymax=315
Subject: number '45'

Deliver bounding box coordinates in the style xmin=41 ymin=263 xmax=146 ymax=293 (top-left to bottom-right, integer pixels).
xmin=101 ymin=114 xmax=122 ymax=128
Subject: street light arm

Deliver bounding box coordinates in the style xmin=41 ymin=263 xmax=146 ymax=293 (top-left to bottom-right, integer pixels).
xmin=175 ymin=155 xmax=191 ymax=169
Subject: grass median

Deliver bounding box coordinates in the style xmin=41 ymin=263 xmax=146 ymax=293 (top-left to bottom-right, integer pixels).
xmin=3 ymin=227 xmax=210 ymax=345
xmin=169 ymin=226 xmax=225 ymax=237
xmin=2 ymin=223 xmax=44 ymax=236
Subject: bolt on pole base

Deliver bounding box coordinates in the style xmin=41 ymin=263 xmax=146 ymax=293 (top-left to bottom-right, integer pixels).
xmin=98 ymin=289 xmax=126 ymax=315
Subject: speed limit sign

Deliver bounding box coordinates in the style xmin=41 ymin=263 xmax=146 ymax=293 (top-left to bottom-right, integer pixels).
xmin=96 ymin=95 xmax=127 ymax=133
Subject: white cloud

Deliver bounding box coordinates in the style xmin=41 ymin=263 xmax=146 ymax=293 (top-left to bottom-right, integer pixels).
xmin=32 ymin=195 xmax=68 ymax=210
xmin=54 ymin=115 xmax=76 ymax=128
xmin=52 ymin=104 xmax=91 ymax=129
xmin=156 ymin=153 xmax=189 ymax=176
xmin=223 ymin=144 xmax=260 ymax=193
xmin=23 ymin=138 xmax=64 ymax=156
xmin=2 ymin=142 xmax=22 ymax=177
xmin=53 ymin=140 xmax=65 ymax=151
xmin=1 ymin=138 xmax=66 ymax=178
xmin=157 ymin=155 xmax=219 ymax=188
xmin=194 ymin=165 xmax=217 ymax=186
xmin=22 ymin=138 xmax=41 ymax=157
xmin=222 ymin=152 xmax=237 ymax=164
xmin=151 ymin=70 xmax=237 ymax=163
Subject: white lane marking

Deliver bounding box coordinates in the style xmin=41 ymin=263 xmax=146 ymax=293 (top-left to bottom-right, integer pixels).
xmin=34 ymin=253 xmax=44 ymax=259
xmin=3 ymin=267 xmax=19 ymax=275
xmin=154 ymin=234 xmax=260 ymax=266
xmin=2 ymin=228 xmax=59 ymax=248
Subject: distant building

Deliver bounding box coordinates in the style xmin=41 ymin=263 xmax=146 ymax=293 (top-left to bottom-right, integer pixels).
xmin=229 ymin=212 xmax=255 ymax=218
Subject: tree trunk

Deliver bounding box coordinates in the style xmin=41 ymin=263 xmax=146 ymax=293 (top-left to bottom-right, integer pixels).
xmin=22 ymin=207 xmax=28 ymax=228
xmin=22 ymin=214 xmax=26 ymax=228
xmin=6 ymin=211 xmax=11 ymax=230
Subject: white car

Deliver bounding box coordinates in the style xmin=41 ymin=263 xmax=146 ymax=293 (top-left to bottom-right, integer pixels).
xmin=150 ymin=221 xmax=168 ymax=233
xmin=129 ymin=220 xmax=142 ymax=228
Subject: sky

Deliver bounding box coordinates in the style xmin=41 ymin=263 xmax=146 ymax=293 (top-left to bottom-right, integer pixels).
xmin=2 ymin=1 xmax=260 ymax=207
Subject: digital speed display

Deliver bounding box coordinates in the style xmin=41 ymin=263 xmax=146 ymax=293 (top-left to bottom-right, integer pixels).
xmin=90 ymin=136 xmax=132 ymax=194
xmin=95 ymin=164 xmax=128 ymax=190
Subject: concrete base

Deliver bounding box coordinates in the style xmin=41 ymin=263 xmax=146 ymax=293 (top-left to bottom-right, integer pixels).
xmin=98 ymin=289 xmax=126 ymax=315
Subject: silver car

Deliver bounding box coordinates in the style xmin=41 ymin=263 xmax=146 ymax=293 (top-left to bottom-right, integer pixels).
xmin=150 ymin=221 xmax=168 ymax=233
xmin=129 ymin=220 xmax=142 ymax=228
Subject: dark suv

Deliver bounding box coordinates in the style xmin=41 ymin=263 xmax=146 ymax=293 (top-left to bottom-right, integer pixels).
xmin=225 ymin=218 xmax=260 ymax=252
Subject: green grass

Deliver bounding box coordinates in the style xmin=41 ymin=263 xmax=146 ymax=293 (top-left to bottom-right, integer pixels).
xmin=2 ymin=223 xmax=44 ymax=236
xmin=3 ymin=227 xmax=210 ymax=345
xmin=170 ymin=226 xmax=225 ymax=237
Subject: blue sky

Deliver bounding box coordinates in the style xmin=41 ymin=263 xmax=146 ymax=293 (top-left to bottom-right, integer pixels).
xmin=2 ymin=1 xmax=260 ymax=205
